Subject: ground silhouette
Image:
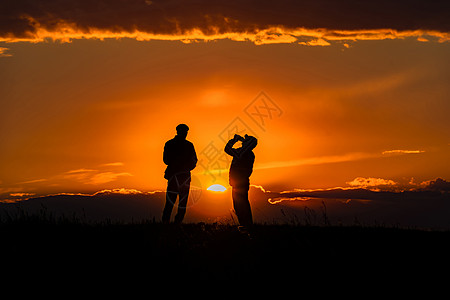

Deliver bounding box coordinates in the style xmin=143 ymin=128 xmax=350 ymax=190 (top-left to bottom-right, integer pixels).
xmin=2 ymin=213 xmax=449 ymax=283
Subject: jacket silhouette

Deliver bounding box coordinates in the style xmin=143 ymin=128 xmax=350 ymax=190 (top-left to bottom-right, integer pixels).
xmin=225 ymin=134 xmax=257 ymax=227
xmin=163 ymin=136 xmax=197 ymax=181
xmin=162 ymin=124 xmax=197 ymax=224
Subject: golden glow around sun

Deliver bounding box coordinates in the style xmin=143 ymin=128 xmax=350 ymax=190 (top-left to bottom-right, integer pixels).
xmin=207 ymin=184 xmax=227 ymax=192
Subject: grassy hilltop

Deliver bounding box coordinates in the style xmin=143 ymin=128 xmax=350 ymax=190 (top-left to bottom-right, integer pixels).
xmin=2 ymin=210 xmax=450 ymax=283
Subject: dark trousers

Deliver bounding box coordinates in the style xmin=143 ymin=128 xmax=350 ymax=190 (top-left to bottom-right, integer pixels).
xmin=232 ymin=186 xmax=253 ymax=227
xmin=162 ymin=175 xmax=190 ymax=224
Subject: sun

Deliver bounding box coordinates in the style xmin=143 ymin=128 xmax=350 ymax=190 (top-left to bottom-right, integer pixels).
xmin=207 ymin=184 xmax=227 ymax=192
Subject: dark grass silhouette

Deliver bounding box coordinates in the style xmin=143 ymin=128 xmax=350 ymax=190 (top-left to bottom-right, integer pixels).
xmin=2 ymin=208 xmax=450 ymax=283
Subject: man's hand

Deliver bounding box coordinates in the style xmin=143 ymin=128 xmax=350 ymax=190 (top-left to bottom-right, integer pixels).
xmin=233 ymin=134 xmax=244 ymax=142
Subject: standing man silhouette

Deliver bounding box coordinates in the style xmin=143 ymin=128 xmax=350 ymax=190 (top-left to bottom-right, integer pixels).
xmin=225 ymin=134 xmax=258 ymax=228
xmin=162 ymin=124 xmax=197 ymax=224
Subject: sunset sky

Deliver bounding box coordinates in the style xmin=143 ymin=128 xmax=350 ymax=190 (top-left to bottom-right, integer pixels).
xmin=1 ymin=0 xmax=449 ymax=206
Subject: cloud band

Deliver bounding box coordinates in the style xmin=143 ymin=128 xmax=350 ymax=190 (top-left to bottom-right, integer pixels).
xmin=1 ymin=0 xmax=449 ymax=44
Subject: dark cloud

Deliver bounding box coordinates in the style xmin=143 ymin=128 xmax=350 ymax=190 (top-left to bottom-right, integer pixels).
xmin=263 ymin=178 xmax=450 ymax=228
xmin=268 ymin=186 xmax=449 ymax=203
xmin=267 ymin=178 xmax=450 ymax=204
xmin=420 ymin=178 xmax=450 ymax=192
xmin=1 ymin=180 xmax=450 ymax=228
xmin=1 ymin=0 xmax=449 ymax=41
xmin=0 ymin=189 xmax=166 ymax=222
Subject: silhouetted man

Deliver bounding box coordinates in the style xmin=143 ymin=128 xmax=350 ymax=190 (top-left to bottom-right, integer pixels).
xmin=225 ymin=134 xmax=258 ymax=228
xmin=162 ymin=124 xmax=197 ymax=224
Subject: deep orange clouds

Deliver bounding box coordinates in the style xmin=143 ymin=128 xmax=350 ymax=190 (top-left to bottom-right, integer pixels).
xmin=2 ymin=0 xmax=450 ymax=36
xmin=1 ymin=0 xmax=449 ymax=45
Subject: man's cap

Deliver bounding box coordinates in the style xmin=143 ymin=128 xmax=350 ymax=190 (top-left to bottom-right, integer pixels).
xmin=243 ymin=135 xmax=258 ymax=150
xmin=176 ymin=123 xmax=189 ymax=132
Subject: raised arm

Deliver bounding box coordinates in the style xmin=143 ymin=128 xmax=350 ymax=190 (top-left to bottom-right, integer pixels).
xmin=224 ymin=135 xmax=241 ymax=157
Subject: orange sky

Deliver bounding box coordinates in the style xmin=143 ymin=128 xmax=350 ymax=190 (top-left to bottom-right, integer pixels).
xmin=1 ymin=1 xmax=449 ymax=202
xmin=1 ymin=36 xmax=449 ymax=200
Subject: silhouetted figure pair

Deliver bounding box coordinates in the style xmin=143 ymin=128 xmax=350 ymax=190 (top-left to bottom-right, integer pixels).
xmin=162 ymin=124 xmax=257 ymax=227
xmin=162 ymin=124 xmax=197 ymax=224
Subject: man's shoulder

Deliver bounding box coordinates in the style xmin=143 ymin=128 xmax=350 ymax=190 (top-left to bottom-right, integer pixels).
xmin=165 ymin=138 xmax=194 ymax=147
xmin=164 ymin=138 xmax=179 ymax=149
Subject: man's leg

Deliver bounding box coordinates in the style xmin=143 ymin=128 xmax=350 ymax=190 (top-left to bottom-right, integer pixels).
xmin=174 ymin=181 xmax=190 ymax=224
xmin=162 ymin=179 xmax=179 ymax=223
xmin=232 ymin=187 xmax=253 ymax=227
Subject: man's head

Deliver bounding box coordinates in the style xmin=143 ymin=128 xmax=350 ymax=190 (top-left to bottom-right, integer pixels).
xmin=176 ymin=123 xmax=189 ymax=139
xmin=243 ymin=134 xmax=257 ymax=150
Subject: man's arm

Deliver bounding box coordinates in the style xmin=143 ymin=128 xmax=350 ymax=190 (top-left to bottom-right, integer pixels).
xmin=188 ymin=143 xmax=198 ymax=171
xmin=224 ymin=135 xmax=242 ymax=157
xmin=163 ymin=142 xmax=171 ymax=165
